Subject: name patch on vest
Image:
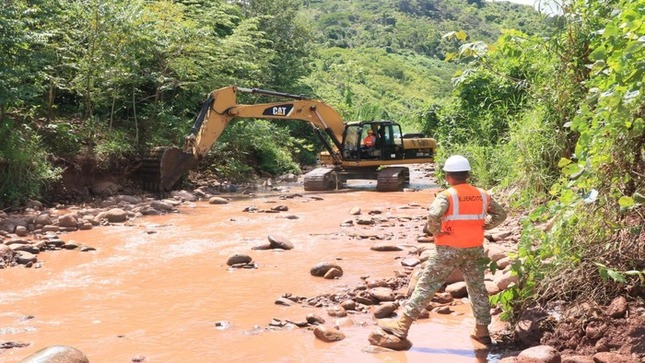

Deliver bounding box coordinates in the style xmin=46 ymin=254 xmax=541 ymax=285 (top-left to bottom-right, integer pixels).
xmin=459 ymin=195 xmax=483 ymax=202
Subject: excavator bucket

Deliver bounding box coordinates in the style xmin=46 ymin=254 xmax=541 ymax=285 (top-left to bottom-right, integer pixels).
xmin=140 ymin=146 xmax=198 ymax=192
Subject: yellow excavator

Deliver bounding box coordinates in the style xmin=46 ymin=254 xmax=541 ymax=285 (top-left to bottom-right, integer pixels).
xmin=140 ymin=86 xmax=437 ymax=192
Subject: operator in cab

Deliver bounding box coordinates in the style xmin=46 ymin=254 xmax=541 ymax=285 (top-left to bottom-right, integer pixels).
xmin=362 ymin=129 xmax=376 ymax=148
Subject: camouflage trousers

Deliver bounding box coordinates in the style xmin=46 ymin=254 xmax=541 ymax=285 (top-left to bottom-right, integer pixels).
xmin=403 ymin=245 xmax=491 ymax=326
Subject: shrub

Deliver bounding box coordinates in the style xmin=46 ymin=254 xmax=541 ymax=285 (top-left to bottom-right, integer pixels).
xmin=0 ymin=120 xmax=61 ymax=208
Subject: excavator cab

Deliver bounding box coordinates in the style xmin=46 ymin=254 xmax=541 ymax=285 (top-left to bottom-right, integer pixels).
xmin=342 ymin=121 xmax=404 ymax=161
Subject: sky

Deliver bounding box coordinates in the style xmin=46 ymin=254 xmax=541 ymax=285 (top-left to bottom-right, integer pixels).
xmin=488 ymin=0 xmax=562 ymax=15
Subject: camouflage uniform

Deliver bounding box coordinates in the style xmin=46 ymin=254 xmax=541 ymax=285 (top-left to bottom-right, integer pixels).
xmin=403 ymin=190 xmax=507 ymax=326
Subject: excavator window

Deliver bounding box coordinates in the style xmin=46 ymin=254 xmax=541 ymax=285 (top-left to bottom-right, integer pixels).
xmin=342 ymin=122 xmax=406 ymax=161
xmin=342 ymin=126 xmax=360 ymax=160
xmin=380 ymin=124 xmax=404 ymax=159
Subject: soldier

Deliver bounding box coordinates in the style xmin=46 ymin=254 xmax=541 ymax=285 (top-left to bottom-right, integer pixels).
xmin=376 ymin=155 xmax=507 ymax=345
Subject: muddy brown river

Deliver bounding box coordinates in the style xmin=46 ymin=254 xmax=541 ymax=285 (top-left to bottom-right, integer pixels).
xmin=1 ymin=167 xmax=497 ymax=362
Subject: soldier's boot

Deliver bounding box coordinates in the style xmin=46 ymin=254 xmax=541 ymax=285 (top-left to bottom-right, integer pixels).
xmin=470 ymin=324 xmax=492 ymax=345
xmin=377 ymin=314 xmax=414 ymax=339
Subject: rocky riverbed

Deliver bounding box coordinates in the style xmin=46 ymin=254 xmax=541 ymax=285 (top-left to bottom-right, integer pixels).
xmin=1 ymin=166 xmax=643 ymax=363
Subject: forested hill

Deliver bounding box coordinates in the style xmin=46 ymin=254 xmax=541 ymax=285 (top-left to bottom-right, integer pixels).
xmin=300 ymin=0 xmax=553 ymax=126
xmin=305 ymin=0 xmax=550 ymax=57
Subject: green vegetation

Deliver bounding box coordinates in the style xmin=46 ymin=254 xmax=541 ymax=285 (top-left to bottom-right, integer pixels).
xmin=430 ymin=0 xmax=644 ymax=319
xmin=0 ymin=0 xmax=545 ymax=207
xmin=0 ymin=0 xmax=314 ymax=206
xmin=205 ymin=119 xmax=305 ymax=181
xmin=0 ymin=120 xmax=62 ymax=204
xmin=303 ymin=47 xmax=457 ymax=130
xmin=301 ymin=0 xmax=552 ymax=131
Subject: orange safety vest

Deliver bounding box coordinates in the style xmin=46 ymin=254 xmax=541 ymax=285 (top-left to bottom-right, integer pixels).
xmin=434 ymin=183 xmax=490 ymax=248
xmin=363 ymin=135 xmax=375 ymax=147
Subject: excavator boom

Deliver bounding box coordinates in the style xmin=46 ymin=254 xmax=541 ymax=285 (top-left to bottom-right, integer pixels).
xmin=189 ymin=86 xmax=345 ymax=158
xmin=141 ymin=86 xmax=346 ymax=191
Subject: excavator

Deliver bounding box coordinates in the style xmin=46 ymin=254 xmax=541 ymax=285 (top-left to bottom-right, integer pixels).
xmin=139 ymin=86 xmax=437 ymax=192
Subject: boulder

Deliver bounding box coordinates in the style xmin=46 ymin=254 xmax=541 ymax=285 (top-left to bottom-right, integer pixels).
xmin=15 ymin=251 xmax=37 ymax=265
xmin=516 ymin=345 xmax=561 ymax=363
xmin=267 ymin=235 xmax=294 ymax=250
xmin=105 ymin=208 xmax=127 ymax=223
xmin=305 ymin=313 xmax=325 ymax=325
xmin=313 ymin=325 xmax=345 ymax=342
xmin=114 ymin=195 xmax=141 ymax=204
xmin=446 ymin=281 xmax=468 ymax=298
xmin=592 ymin=352 xmax=636 ymax=363
xmin=606 ymin=296 xmax=628 ymax=318
xmin=15 ymin=226 xmax=28 ymax=237
xmin=226 ymin=254 xmax=253 ymax=266
xmin=369 ymin=287 xmax=395 ymax=302
xmin=370 ymin=244 xmax=403 ymax=252
xmin=91 ymin=181 xmax=120 ymax=196
xmin=58 ymin=214 xmax=79 ymax=228
xmin=495 ymin=269 xmax=519 ymax=291
xmin=171 ymin=190 xmax=197 ymax=202
xmin=0 ymin=244 xmax=14 ymax=261
xmin=368 ymin=329 xmax=412 ymax=351
xmin=372 ymin=302 xmax=398 ymax=319
xmin=150 ymin=201 xmax=173 ymax=211
xmin=20 ymin=345 xmax=89 ymax=363
xmin=35 ymin=214 xmax=53 ymax=226
xmin=326 ymin=305 xmax=347 ymax=317
xmin=208 ymin=197 xmax=229 ymax=205
xmin=323 ymin=267 xmax=343 ymax=279
xmin=310 ymin=262 xmax=343 ymax=277
xmin=561 ymin=355 xmax=594 ymax=363
xmin=485 ymin=243 xmax=508 ymax=261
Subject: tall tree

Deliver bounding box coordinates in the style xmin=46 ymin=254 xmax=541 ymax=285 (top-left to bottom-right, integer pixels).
xmin=234 ymin=0 xmax=316 ymax=90
xmin=0 ymin=0 xmax=60 ymax=120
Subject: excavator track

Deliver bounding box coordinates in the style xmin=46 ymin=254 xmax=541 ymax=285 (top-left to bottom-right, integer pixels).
xmin=376 ymin=167 xmax=410 ymax=192
xmin=140 ymin=146 xmax=197 ymax=192
xmin=303 ymin=167 xmax=339 ymax=191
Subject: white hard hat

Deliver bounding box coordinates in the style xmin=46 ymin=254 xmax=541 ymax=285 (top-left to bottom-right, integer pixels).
xmin=443 ymin=155 xmax=471 ymax=172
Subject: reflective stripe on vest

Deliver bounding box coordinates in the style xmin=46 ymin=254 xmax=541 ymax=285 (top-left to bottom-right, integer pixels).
xmin=435 ymin=184 xmax=490 ymax=248
xmin=443 ymin=187 xmax=488 ymax=221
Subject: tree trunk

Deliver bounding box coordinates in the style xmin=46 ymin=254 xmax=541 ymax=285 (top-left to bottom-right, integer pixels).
xmin=47 ymin=81 xmax=55 ymax=121
xmin=110 ymin=93 xmax=116 ymax=130
xmin=85 ymin=4 xmax=99 ymax=119
xmin=132 ymin=86 xmax=138 ymax=146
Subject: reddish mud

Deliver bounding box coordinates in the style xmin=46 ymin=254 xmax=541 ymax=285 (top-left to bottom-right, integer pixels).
xmin=0 ymin=169 xmax=498 ymax=362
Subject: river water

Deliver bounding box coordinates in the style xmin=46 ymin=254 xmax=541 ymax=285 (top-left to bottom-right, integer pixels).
xmin=0 ymin=167 xmax=495 ymax=362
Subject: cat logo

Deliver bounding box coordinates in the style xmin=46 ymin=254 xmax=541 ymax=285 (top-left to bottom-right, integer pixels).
xmin=262 ymin=104 xmax=293 ymax=116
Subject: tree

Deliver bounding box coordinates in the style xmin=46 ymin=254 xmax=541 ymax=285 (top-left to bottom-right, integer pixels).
xmin=0 ymin=0 xmax=61 ymax=120
xmin=234 ymin=0 xmax=316 ymax=90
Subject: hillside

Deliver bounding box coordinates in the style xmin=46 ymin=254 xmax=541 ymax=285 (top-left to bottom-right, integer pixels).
xmin=300 ymin=0 xmax=553 ymax=130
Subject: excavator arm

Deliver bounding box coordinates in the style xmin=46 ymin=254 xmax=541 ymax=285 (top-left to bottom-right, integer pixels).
xmin=140 ymin=86 xmax=346 ymax=191
xmin=188 ymin=86 xmax=345 ymax=158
